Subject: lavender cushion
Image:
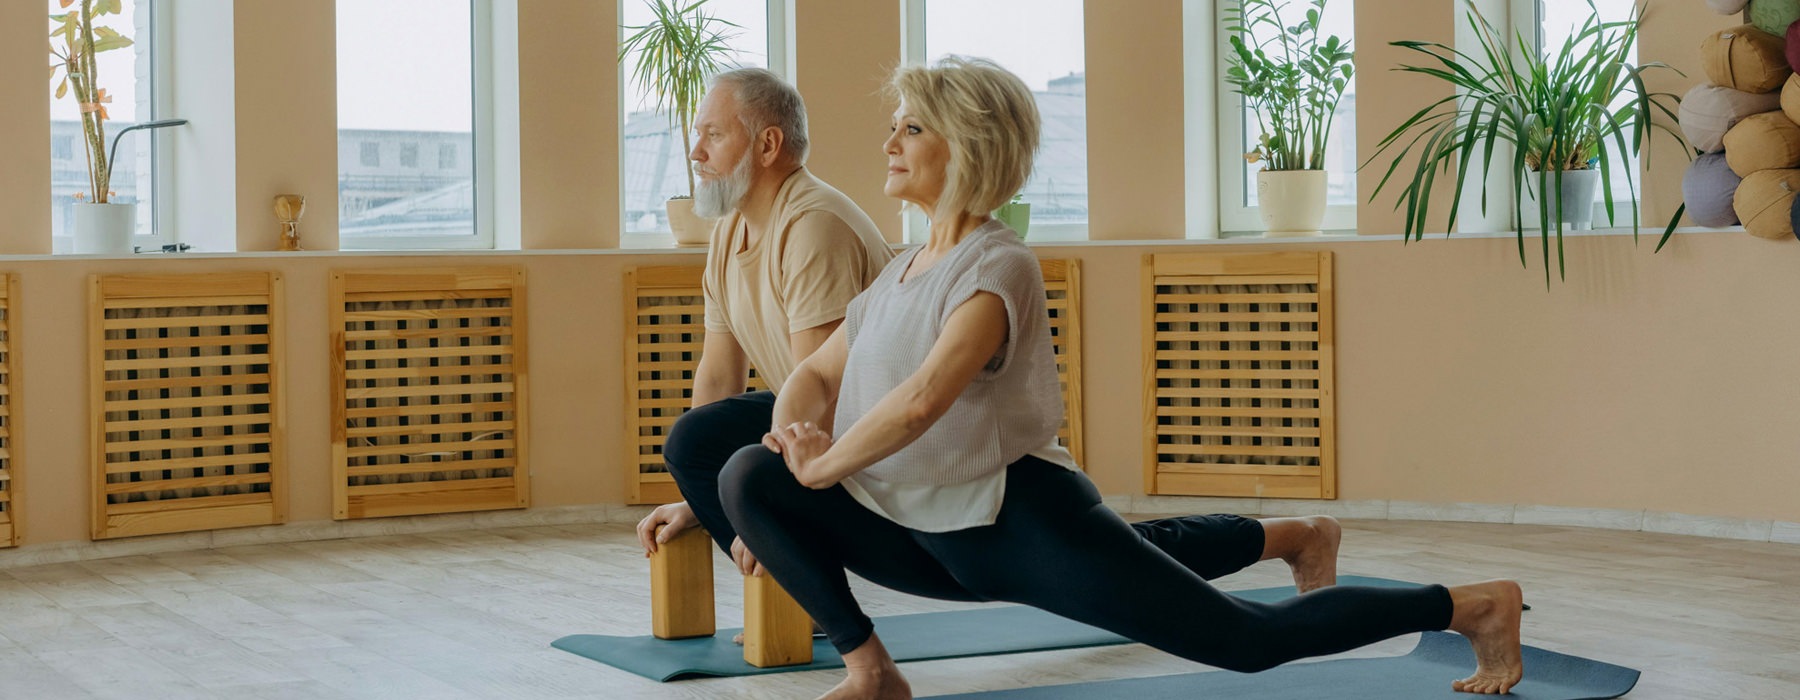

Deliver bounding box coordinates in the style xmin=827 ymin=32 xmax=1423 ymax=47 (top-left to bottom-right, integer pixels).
xmin=1723 ymin=112 xmax=1800 ymax=176
xmin=1683 ymin=154 xmax=1741 ymax=227
xmin=1702 ymin=25 xmax=1791 ymax=94
xmin=1707 ymin=0 xmax=1748 ymax=13
xmin=1683 ymin=83 xmax=1783 ymax=153
xmin=1734 ymin=169 xmax=1800 ymax=239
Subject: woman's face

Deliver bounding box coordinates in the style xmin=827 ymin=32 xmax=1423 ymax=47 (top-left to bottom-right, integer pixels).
xmin=882 ymin=98 xmax=951 ymax=211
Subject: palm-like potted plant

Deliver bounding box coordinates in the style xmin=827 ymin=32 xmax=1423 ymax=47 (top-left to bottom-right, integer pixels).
xmin=1366 ymin=0 xmax=1687 ymax=284
xmin=1224 ymin=0 xmax=1356 ymax=236
xmin=620 ymin=0 xmax=740 ymax=246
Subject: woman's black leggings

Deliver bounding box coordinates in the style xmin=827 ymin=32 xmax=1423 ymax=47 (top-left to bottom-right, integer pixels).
xmin=720 ymin=447 xmax=1455 ymax=673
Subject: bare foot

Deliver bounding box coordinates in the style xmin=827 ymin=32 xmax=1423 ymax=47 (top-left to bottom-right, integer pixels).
xmin=822 ymin=634 xmax=911 ymax=700
xmin=1446 ymin=580 xmax=1524 ymax=694
xmin=1285 ymin=515 xmax=1340 ymax=593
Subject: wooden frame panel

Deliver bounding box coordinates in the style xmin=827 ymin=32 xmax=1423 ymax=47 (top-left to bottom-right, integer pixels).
xmin=90 ymin=273 xmax=285 ymax=540
xmin=1142 ymin=252 xmax=1336 ymax=499
xmin=331 ymin=267 xmax=529 ymax=520
xmin=0 ymin=275 xmax=18 ymax=548
xmin=626 ymin=260 xmax=1086 ymax=503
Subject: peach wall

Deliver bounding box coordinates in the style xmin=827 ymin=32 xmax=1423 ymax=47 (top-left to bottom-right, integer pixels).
xmin=1354 ymin=0 xmax=1457 ymax=235
xmin=519 ymin=0 xmax=621 ymax=249
xmin=1085 ymin=0 xmax=1186 ymax=240
xmin=234 ymin=2 xmax=340 ymax=251
xmin=1640 ymin=1 xmax=1735 ymax=226
xmin=795 ymin=0 xmax=905 ymax=243
xmin=1 ymin=2 xmax=52 ymax=255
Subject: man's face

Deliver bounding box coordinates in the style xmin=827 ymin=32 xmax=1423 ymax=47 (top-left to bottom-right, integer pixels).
xmin=690 ymin=88 xmax=756 ymax=218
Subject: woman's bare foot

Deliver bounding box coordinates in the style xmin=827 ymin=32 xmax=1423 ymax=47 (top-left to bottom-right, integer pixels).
xmin=1264 ymin=515 xmax=1340 ymax=592
xmin=1446 ymin=580 xmax=1524 ymax=694
xmin=821 ymin=633 xmax=911 ymax=700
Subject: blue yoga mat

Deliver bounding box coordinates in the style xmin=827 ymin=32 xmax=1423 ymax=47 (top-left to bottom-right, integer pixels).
xmin=923 ymin=631 xmax=1639 ymax=700
xmin=552 ymin=575 xmax=1417 ymax=681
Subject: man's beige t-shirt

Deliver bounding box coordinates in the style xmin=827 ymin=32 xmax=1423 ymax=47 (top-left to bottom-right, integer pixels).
xmin=702 ymin=168 xmax=893 ymax=391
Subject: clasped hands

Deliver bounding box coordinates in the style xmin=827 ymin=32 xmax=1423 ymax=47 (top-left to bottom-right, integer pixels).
xmin=763 ymin=421 xmax=838 ymax=489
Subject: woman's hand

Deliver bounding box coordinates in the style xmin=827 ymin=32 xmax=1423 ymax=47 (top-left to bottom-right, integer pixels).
xmin=765 ymin=421 xmax=839 ymax=489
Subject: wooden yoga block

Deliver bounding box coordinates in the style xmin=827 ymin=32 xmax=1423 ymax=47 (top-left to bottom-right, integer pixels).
xmin=650 ymin=526 xmax=715 ymax=639
xmin=743 ymin=573 xmax=815 ymax=668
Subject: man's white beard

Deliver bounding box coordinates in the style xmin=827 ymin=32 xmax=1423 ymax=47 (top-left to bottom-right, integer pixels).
xmin=693 ymin=153 xmax=754 ymax=219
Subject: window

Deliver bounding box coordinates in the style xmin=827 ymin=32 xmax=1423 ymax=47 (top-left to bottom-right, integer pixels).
xmin=1215 ymin=0 xmax=1357 ymax=233
xmin=49 ymin=0 xmax=164 ymax=252
xmin=1521 ymin=0 xmax=1640 ymax=222
xmin=440 ymin=143 xmax=457 ymax=169
xmin=337 ymin=0 xmax=492 ymax=249
xmin=903 ymin=0 xmax=1088 ymax=242
xmin=620 ymin=0 xmax=776 ymax=241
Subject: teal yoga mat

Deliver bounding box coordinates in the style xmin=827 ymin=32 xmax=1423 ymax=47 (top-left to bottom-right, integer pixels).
xmin=552 ymin=575 xmax=1417 ymax=681
xmin=923 ymin=631 xmax=1639 ymax=700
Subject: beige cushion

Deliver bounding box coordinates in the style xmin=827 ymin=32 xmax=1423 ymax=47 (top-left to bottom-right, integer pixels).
xmin=1685 ymin=83 xmax=1783 ymax=153
xmin=1723 ymin=112 xmax=1800 ymax=176
xmin=1702 ymin=25 xmax=1791 ymax=94
xmin=1733 ymin=169 xmax=1800 ymax=239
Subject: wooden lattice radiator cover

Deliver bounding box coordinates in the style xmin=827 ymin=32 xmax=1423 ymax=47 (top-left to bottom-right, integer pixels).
xmin=1142 ymin=252 xmax=1336 ymax=499
xmin=626 ymin=260 xmax=1084 ymax=505
xmin=0 ymin=275 xmax=18 ymax=548
xmin=90 ymin=273 xmax=286 ymax=540
xmin=331 ymin=267 xmax=530 ymax=520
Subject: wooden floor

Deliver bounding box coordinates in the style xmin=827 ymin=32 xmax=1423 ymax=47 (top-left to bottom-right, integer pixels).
xmin=0 ymin=518 xmax=1795 ymax=699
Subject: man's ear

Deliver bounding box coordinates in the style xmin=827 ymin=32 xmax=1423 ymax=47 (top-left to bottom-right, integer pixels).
xmin=759 ymin=126 xmax=786 ymax=167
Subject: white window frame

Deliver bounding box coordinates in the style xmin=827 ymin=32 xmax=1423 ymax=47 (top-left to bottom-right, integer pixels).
xmin=619 ymin=0 xmax=793 ymax=249
xmin=1506 ymin=0 xmax=1643 ymax=230
xmin=341 ymin=0 xmax=497 ymax=251
xmin=899 ymin=0 xmax=1090 ymax=244
xmin=1212 ymin=0 xmax=1357 ymax=235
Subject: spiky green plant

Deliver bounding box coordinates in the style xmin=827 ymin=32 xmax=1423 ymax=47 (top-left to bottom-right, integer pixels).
xmin=1366 ymin=0 xmax=1688 ymax=285
xmin=619 ymin=0 xmax=741 ymax=198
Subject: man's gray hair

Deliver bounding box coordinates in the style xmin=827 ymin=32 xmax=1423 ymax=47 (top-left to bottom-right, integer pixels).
xmin=709 ymin=67 xmax=809 ymax=165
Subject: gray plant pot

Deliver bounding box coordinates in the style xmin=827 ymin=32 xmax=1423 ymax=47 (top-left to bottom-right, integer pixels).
xmin=1522 ymin=169 xmax=1601 ymax=231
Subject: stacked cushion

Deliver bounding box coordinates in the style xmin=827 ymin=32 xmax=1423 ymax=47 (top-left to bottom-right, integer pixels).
xmin=1707 ymin=0 xmax=1749 ymax=13
xmin=1722 ymin=112 xmax=1800 ymax=176
xmin=1735 ymin=169 xmax=1800 ymax=239
xmin=1784 ymin=74 xmax=1800 ymax=125
xmin=1684 ymin=154 xmax=1742 ymax=227
xmin=1682 ymin=83 xmax=1783 ymax=152
xmin=1702 ymin=25 xmax=1791 ymax=93
xmin=1752 ymin=0 xmax=1800 ymax=37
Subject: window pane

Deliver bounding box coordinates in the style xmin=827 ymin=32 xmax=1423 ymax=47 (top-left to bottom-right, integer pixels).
xmin=1540 ymin=0 xmax=1638 ymax=208
xmin=50 ymin=0 xmax=155 ymax=244
xmin=621 ymin=0 xmax=769 ymax=234
xmin=926 ymin=0 xmax=1087 ymax=227
xmin=337 ymin=0 xmax=475 ymax=240
xmin=1238 ymin=1 xmax=1356 ymax=208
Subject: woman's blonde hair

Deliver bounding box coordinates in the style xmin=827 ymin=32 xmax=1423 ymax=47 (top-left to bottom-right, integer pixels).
xmin=885 ymin=56 xmax=1040 ymax=222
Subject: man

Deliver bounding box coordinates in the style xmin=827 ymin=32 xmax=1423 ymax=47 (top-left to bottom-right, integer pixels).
xmin=636 ymin=68 xmax=1343 ymax=596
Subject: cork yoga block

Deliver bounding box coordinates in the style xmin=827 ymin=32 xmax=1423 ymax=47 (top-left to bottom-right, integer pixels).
xmin=1683 ymin=83 xmax=1783 ymax=153
xmin=1753 ymin=0 xmax=1800 ymax=37
xmin=1723 ymin=112 xmax=1800 ymax=176
xmin=1734 ymin=169 xmax=1800 ymax=240
xmin=1702 ymin=25 xmax=1791 ymax=94
xmin=1683 ymin=153 xmax=1742 ymax=228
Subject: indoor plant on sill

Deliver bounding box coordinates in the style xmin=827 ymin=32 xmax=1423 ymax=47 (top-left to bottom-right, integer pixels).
xmin=994 ymin=193 xmax=1030 ymax=239
xmin=48 ymin=0 xmax=184 ymax=254
xmin=1225 ymin=0 xmax=1355 ymax=236
xmin=1366 ymin=0 xmax=1687 ymax=284
xmin=620 ymin=0 xmax=740 ymax=247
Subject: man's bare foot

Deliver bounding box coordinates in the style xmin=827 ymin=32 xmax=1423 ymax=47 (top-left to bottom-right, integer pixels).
xmin=1282 ymin=516 xmax=1340 ymax=593
xmin=1446 ymin=580 xmax=1524 ymax=695
xmin=822 ymin=634 xmax=911 ymax=700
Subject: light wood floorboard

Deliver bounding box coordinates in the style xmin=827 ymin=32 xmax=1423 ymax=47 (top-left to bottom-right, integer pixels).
xmin=0 ymin=519 xmax=1793 ymax=698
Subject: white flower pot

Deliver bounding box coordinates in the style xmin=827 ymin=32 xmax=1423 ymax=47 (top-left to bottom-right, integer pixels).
xmin=71 ymin=203 xmax=136 ymax=254
xmin=1256 ymin=170 xmax=1328 ymax=237
xmin=1522 ymin=169 xmax=1601 ymax=231
xmin=666 ymin=198 xmax=716 ymax=248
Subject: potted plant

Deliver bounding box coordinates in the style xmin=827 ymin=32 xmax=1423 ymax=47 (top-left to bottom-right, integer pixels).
xmin=620 ymin=0 xmax=740 ymax=247
xmin=1366 ymin=0 xmax=1687 ymax=284
xmin=1224 ymin=0 xmax=1356 ymax=236
xmin=49 ymin=0 xmax=136 ymax=253
xmin=994 ymin=193 xmax=1030 ymax=239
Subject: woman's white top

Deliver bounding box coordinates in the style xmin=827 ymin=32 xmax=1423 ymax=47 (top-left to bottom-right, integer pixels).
xmin=834 ymin=220 xmax=1081 ymax=532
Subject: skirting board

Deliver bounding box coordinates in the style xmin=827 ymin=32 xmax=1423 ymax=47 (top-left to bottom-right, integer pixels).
xmin=0 ymin=499 xmax=1794 ymax=570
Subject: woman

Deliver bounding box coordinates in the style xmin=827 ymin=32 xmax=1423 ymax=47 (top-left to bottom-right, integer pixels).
xmin=719 ymin=56 xmax=1524 ymax=699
